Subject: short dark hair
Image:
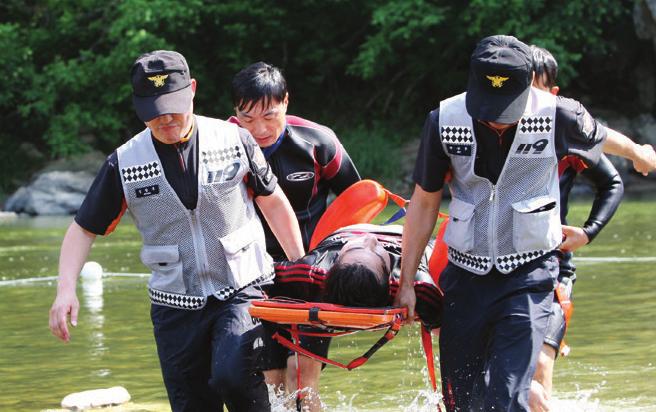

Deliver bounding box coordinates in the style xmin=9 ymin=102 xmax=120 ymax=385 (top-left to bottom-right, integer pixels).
xmin=322 ymin=263 xmax=390 ymax=307
xmin=531 ymin=45 xmax=558 ymax=89
xmin=231 ymin=62 xmax=287 ymax=112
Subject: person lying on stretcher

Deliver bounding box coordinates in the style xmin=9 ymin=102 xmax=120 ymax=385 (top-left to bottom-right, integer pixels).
xmin=260 ymin=223 xmax=443 ymax=411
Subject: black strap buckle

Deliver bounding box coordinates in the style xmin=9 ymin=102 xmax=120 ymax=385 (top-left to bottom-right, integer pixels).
xmin=308 ymin=306 xmax=321 ymax=323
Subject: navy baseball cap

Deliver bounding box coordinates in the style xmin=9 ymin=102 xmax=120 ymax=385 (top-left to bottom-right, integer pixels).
xmin=131 ymin=50 xmax=193 ymax=122
xmin=465 ymin=35 xmax=533 ymax=123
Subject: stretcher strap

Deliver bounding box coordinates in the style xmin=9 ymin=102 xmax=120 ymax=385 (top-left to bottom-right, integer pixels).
xmin=384 ymin=189 xmax=408 ymax=209
xmin=382 ymin=188 xmax=408 ymax=225
xmin=429 ymin=213 xmax=450 ymax=287
xmin=554 ymin=283 xmax=574 ymax=357
xmin=421 ymin=325 xmax=442 ymax=412
xmin=272 ymin=319 xmax=403 ymax=371
xmin=291 ymin=325 xmax=303 ymax=411
xmin=554 ymin=283 xmax=573 ymax=326
xmin=383 ymin=207 xmax=406 ymax=225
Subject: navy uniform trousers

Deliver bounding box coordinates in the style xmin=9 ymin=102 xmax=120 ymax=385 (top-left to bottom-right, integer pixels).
xmin=438 ymin=253 xmax=558 ymax=412
xmin=151 ymin=285 xmax=270 ymax=412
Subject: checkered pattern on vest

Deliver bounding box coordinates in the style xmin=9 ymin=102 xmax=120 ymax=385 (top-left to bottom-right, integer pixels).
xmin=201 ymin=146 xmax=242 ymax=165
xmin=215 ymin=270 xmax=274 ymax=301
xmin=441 ymin=126 xmax=474 ymax=144
xmin=519 ymin=116 xmax=552 ymax=134
xmin=447 ymin=247 xmax=492 ymax=273
xmin=149 ymin=289 xmax=206 ymax=309
xmin=149 ymin=270 xmax=274 ymax=309
xmin=121 ymin=161 xmax=161 ymax=183
xmin=496 ymin=250 xmax=549 ymax=273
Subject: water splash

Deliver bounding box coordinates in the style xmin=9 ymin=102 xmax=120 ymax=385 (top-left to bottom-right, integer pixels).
xmin=265 ymin=379 xmax=631 ymax=412
xmin=269 ymin=385 xmax=324 ymax=412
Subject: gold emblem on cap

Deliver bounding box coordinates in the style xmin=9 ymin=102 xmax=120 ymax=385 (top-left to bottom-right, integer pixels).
xmin=147 ymin=74 xmax=169 ymax=87
xmin=486 ymin=75 xmax=509 ymax=88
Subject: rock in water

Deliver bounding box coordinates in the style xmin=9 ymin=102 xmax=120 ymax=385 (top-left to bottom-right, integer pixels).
xmin=61 ymin=386 xmax=131 ymax=409
xmin=4 ymin=170 xmax=94 ymax=215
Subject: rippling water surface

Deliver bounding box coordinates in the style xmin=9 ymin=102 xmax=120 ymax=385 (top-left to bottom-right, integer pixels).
xmin=0 ymin=199 xmax=654 ymax=411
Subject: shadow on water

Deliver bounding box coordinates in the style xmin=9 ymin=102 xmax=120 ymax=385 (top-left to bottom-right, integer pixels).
xmin=0 ymin=199 xmax=654 ymax=411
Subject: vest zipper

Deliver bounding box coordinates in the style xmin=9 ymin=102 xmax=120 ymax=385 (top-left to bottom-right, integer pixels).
xmin=188 ymin=209 xmax=211 ymax=296
xmin=488 ymin=182 xmax=498 ymax=269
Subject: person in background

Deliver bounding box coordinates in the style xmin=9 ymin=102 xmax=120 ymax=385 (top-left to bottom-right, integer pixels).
xmin=531 ymin=45 xmax=656 ymax=177
xmin=397 ymin=35 xmax=608 ymax=412
xmin=529 ymin=45 xmax=656 ymax=412
xmin=48 ymin=50 xmax=305 ymax=412
xmin=230 ymin=62 xmax=361 ymax=393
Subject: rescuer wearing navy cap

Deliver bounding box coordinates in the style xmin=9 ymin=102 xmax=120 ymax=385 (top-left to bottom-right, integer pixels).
xmin=49 ymin=50 xmax=305 ymax=412
xmin=396 ymin=35 xmax=609 ymax=411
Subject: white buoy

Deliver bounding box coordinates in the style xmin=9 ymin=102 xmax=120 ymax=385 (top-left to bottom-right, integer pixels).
xmin=81 ymin=261 xmax=104 ymax=311
xmin=61 ymin=386 xmax=131 ymax=409
xmin=80 ymin=261 xmax=103 ymax=279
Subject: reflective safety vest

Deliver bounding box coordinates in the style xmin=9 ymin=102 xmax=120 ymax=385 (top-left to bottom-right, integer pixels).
xmin=117 ymin=115 xmax=272 ymax=309
xmin=439 ymin=89 xmax=561 ymax=275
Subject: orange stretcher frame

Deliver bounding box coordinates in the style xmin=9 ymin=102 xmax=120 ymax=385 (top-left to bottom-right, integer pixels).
xmin=251 ymin=298 xmax=440 ymax=411
xmin=249 ymin=299 xmax=407 ymax=330
xmin=250 ymin=299 xmax=407 ymax=374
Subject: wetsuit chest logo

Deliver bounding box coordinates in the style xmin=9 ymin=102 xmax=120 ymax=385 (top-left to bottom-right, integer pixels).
xmin=286 ymin=171 xmax=315 ymax=182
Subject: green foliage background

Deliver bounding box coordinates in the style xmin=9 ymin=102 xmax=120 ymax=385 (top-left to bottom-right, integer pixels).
xmin=0 ymin=0 xmax=646 ymax=194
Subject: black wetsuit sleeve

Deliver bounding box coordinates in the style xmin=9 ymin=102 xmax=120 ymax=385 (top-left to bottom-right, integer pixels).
xmin=311 ymin=126 xmax=361 ymax=195
xmin=74 ymin=151 xmax=126 ymax=235
xmin=412 ymin=110 xmax=450 ymax=192
xmin=239 ymin=127 xmax=278 ymax=196
xmin=554 ymin=96 xmax=607 ymax=167
xmin=327 ymin=148 xmax=361 ymax=195
xmin=579 ymin=155 xmax=624 ymax=242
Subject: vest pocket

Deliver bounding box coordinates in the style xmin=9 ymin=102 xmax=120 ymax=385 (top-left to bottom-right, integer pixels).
xmin=220 ymin=222 xmax=272 ymax=288
xmin=141 ymin=245 xmax=186 ymax=294
xmin=511 ymin=196 xmax=561 ymax=252
xmin=444 ymin=197 xmax=475 ymax=252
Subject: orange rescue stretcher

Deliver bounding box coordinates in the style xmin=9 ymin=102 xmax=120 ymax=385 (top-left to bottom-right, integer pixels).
xmin=252 ymin=180 xmax=447 ymax=410
xmin=249 ymin=297 xmax=442 ymax=411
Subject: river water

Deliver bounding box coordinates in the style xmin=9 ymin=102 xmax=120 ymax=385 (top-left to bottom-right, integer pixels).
xmin=0 ymin=199 xmax=654 ymax=411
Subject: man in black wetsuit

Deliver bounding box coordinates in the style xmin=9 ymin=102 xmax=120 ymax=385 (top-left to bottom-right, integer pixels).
xmin=229 ymin=61 xmax=361 ymax=392
xmin=529 ymin=45 xmax=656 ymax=412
